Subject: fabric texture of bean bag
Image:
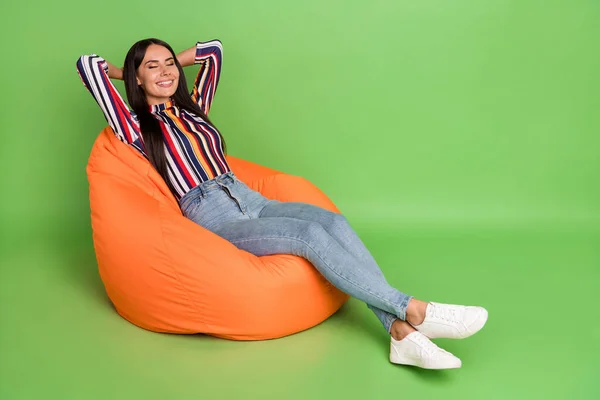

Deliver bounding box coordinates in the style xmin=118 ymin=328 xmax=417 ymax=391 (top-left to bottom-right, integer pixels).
xmin=86 ymin=126 xmax=349 ymax=340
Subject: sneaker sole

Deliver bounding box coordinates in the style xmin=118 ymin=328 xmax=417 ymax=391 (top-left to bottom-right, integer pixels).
xmin=390 ymin=355 xmax=462 ymax=370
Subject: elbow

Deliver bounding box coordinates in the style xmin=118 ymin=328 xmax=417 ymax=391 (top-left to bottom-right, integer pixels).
xmin=197 ymin=39 xmax=223 ymax=50
xmin=76 ymin=54 xmax=92 ymax=69
xmin=76 ymin=54 xmax=105 ymax=72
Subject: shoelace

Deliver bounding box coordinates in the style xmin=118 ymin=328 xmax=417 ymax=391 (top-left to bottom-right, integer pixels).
xmin=430 ymin=303 xmax=462 ymax=323
xmin=410 ymin=333 xmax=441 ymax=355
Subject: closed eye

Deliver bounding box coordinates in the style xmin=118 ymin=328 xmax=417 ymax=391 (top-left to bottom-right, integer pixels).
xmin=147 ymin=62 xmax=174 ymax=69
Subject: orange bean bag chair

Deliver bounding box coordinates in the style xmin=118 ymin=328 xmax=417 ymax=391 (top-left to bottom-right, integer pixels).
xmin=86 ymin=126 xmax=349 ymax=340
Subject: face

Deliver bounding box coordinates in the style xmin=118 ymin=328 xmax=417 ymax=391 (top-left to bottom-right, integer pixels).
xmin=136 ymin=44 xmax=180 ymax=105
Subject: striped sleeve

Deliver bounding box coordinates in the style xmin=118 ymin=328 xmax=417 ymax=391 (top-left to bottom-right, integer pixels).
xmin=76 ymin=55 xmax=143 ymax=150
xmin=191 ymin=40 xmax=223 ymax=115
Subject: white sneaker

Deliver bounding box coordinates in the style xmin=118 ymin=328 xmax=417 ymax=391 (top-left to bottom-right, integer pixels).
xmin=390 ymin=331 xmax=462 ymax=369
xmin=413 ymin=302 xmax=488 ymax=339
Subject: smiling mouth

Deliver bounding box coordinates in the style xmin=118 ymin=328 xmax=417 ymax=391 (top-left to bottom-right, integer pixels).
xmin=156 ymin=80 xmax=174 ymax=88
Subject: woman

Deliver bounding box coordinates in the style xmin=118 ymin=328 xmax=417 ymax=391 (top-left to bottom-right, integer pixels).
xmin=76 ymin=38 xmax=488 ymax=370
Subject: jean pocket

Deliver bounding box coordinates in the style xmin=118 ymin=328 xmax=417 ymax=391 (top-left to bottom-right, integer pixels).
xmin=182 ymin=196 xmax=203 ymax=219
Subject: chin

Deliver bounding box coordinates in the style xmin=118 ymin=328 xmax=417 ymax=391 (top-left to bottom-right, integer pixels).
xmin=153 ymin=90 xmax=177 ymax=102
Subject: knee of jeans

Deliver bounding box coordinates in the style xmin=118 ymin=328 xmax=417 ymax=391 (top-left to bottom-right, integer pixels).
xmin=330 ymin=213 xmax=350 ymax=229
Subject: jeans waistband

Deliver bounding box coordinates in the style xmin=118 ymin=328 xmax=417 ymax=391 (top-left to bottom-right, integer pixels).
xmin=179 ymin=171 xmax=237 ymax=209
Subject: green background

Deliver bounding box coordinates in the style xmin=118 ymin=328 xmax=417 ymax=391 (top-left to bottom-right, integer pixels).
xmin=1 ymin=0 xmax=598 ymax=398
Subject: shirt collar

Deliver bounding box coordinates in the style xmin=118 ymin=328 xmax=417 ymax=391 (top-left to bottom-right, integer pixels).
xmin=149 ymin=99 xmax=175 ymax=113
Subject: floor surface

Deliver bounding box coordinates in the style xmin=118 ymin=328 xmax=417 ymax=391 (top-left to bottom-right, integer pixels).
xmin=1 ymin=224 xmax=598 ymax=399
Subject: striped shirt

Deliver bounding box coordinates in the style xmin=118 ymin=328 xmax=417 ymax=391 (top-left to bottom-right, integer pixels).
xmin=76 ymin=40 xmax=230 ymax=200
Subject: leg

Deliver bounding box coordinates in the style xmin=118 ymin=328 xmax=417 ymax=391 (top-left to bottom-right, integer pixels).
xmin=210 ymin=215 xmax=412 ymax=320
xmin=259 ymin=201 xmax=408 ymax=330
xmin=257 ymin=202 xmax=487 ymax=341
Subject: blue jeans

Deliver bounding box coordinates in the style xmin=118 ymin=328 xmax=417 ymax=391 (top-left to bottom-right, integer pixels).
xmin=179 ymin=172 xmax=413 ymax=333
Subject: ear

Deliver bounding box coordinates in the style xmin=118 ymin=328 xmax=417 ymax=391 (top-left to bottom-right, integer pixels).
xmin=136 ymin=76 xmax=142 ymax=86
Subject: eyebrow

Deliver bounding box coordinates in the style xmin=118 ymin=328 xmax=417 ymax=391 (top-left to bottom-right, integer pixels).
xmin=144 ymin=57 xmax=175 ymax=65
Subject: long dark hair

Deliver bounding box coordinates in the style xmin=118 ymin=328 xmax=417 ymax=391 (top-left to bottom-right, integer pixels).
xmin=122 ymin=38 xmax=226 ymax=196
